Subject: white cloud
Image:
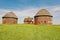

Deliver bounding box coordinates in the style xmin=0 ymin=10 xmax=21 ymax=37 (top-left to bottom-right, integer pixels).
xmin=14 ymin=8 xmax=38 ymax=17
xmin=0 ymin=6 xmax=60 ymax=24
xmin=13 ymin=7 xmax=39 ymax=23
xmin=46 ymin=6 xmax=60 ymax=24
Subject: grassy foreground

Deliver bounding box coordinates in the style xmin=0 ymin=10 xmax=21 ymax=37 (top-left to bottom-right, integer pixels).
xmin=0 ymin=24 xmax=60 ymax=40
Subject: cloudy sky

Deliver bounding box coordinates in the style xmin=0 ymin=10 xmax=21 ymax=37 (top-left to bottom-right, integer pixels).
xmin=0 ymin=0 xmax=60 ymax=24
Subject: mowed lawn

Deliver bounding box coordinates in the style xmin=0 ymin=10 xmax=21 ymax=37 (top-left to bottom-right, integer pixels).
xmin=0 ymin=24 xmax=60 ymax=40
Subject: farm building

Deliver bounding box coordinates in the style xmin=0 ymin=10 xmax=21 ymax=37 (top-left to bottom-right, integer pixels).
xmin=2 ymin=12 xmax=18 ymax=24
xmin=34 ymin=9 xmax=53 ymax=25
xmin=24 ymin=17 xmax=33 ymax=24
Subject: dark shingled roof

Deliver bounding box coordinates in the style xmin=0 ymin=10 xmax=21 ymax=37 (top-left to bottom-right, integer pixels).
xmin=2 ymin=12 xmax=18 ymax=18
xmin=35 ymin=9 xmax=52 ymax=16
xmin=24 ymin=17 xmax=33 ymax=22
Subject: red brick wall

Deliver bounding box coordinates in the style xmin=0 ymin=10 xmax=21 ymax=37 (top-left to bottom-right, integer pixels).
xmin=34 ymin=16 xmax=52 ymax=25
xmin=2 ymin=18 xmax=18 ymax=24
xmin=2 ymin=18 xmax=6 ymax=24
xmin=24 ymin=21 xmax=33 ymax=24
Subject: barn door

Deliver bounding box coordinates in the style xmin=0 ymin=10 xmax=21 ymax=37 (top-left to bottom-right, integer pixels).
xmin=34 ymin=17 xmax=38 ymax=25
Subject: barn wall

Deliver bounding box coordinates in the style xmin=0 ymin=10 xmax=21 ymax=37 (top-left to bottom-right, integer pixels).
xmin=2 ymin=18 xmax=7 ymax=24
xmin=38 ymin=16 xmax=52 ymax=25
xmin=2 ymin=18 xmax=18 ymax=24
xmin=24 ymin=21 xmax=33 ymax=24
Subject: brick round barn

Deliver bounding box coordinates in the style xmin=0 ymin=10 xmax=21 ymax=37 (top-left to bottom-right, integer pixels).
xmin=24 ymin=17 xmax=33 ymax=24
xmin=2 ymin=12 xmax=18 ymax=24
xmin=34 ymin=9 xmax=53 ymax=25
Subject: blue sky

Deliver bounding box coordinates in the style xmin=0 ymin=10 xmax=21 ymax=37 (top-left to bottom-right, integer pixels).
xmin=0 ymin=0 xmax=60 ymax=24
xmin=0 ymin=0 xmax=60 ymax=9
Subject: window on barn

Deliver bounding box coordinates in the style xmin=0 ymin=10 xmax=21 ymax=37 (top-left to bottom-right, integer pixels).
xmin=39 ymin=21 xmax=43 ymax=24
xmin=44 ymin=21 xmax=46 ymax=24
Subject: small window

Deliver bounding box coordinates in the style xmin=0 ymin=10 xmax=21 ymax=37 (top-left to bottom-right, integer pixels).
xmin=44 ymin=21 xmax=46 ymax=24
xmin=39 ymin=21 xmax=43 ymax=24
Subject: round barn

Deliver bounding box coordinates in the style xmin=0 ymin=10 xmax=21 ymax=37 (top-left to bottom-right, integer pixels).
xmin=34 ymin=9 xmax=53 ymax=25
xmin=24 ymin=17 xmax=33 ymax=24
xmin=2 ymin=12 xmax=18 ymax=24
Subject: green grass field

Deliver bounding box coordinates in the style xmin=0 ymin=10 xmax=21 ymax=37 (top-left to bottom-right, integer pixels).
xmin=0 ymin=24 xmax=60 ymax=40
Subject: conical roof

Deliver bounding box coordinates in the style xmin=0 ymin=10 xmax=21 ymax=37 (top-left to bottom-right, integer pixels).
xmin=24 ymin=17 xmax=33 ymax=22
xmin=35 ymin=9 xmax=52 ymax=16
xmin=2 ymin=12 xmax=18 ymax=18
